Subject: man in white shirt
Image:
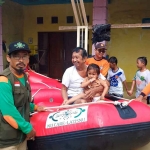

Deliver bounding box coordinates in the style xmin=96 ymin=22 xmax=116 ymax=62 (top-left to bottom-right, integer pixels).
xmin=62 ymin=47 xmax=105 ymax=105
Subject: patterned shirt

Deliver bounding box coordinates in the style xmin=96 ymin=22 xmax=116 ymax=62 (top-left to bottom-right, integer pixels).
xmin=107 ymin=68 xmax=126 ymax=95
xmin=133 ymin=69 xmax=150 ymax=97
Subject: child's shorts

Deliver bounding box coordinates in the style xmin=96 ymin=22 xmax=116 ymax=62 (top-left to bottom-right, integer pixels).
xmin=92 ymin=96 xmax=101 ymax=102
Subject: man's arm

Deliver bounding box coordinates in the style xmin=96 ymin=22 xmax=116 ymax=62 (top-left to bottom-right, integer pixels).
xmin=30 ymin=103 xmax=45 ymax=112
xmin=99 ymin=79 xmax=109 ymax=100
xmin=105 ymin=80 xmax=110 ymax=87
xmin=136 ymin=83 xmax=150 ymax=101
xmin=84 ymin=86 xmax=104 ymax=99
xmin=61 ymin=84 xmax=68 ymax=105
xmin=141 ymin=83 xmax=150 ymax=96
xmin=0 ymin=76 xmax=33 ymax=134
xmin=61 ymin=68 xmax=72 ymax=105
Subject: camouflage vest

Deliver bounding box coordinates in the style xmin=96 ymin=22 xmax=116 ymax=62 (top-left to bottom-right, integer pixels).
xmin=0 ymin=68 xmax=31 ymax=148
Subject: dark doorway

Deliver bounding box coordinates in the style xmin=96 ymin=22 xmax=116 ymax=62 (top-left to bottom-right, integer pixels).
xmin=38 ymin=32 xmax=77 ymax=80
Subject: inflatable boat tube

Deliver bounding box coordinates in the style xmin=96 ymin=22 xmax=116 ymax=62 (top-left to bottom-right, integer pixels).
xmin=31 ymin=88 xmax=63 ymax=105
xmin=28 ymin=71 xmax=62 ymax=89
xmin=28 ymin=97 xmax=150 ymax=150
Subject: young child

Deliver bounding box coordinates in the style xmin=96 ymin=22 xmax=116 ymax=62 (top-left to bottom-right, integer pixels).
xmin=128 ymin=57 xmax=150 ymax=103
xmin=64 ymin=64 xmax=109 ymax=105
xmin=107 ymin=56 xmax=128 ymax=98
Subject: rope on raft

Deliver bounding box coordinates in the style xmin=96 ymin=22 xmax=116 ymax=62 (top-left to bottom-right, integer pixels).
xmin=30 ymin=99 xmax=135 ymax=115
xmin=44 ymin=99 xmax=134 ymax=110
xmin=31 ymin=84 xmax=61 ymax=101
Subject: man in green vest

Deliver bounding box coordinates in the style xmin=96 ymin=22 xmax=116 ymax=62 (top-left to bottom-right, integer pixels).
xmin=0 ymin=41 xmax=44 ymax=150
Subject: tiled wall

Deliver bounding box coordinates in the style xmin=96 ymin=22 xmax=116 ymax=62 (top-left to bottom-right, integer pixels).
xmin=92 ymin=0 xmax=108 ymax=54
xmin=93 ymin=0 xmax=107 ymax=25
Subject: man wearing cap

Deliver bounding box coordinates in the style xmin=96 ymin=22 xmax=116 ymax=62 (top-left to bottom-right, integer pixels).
xmin=86 ymin=43 xmax=109 ymax=77
xmin=0 ymin=41 xmax=44 ymax=150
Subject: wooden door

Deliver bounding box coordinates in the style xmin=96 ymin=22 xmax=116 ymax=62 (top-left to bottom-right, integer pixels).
xmin=49 ymin=32 xmax=64 ymax=80
xmin=63 ymin=32 xmax=77 ymax=72
xmin=38 ymin=32 xmax=49 ymax=75
xmin=38 ymin=32 xmax=77 ymax=80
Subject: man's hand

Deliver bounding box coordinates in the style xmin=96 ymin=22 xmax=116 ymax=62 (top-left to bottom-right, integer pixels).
xmin=84 ymin=88 xmax=97 ymax=100
xmin=61 ymin=99 xmax=68 ymax=105
xmin=85 ymin=86 xmax=103 ymax=100
xmin=26 ymin=128 xmax=36 ymax=141
xmin=64 ymin=101 xmax=71 ymax=105
xmin=37 ymin=106 xmax=46 ymax=112
xmin=136 ymin=95 xmax=143 ymax=102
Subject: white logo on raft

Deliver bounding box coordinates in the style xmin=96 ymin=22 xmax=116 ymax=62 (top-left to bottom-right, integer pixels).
xmin=45 ymin=106 xmax=88 ymax=128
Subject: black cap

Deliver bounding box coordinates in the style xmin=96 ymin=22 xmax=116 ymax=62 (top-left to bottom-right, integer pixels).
xmin=95 ymin=43 xmax=107 ymax=50
xmin=8 ymin=41 xmax=31 ymax=55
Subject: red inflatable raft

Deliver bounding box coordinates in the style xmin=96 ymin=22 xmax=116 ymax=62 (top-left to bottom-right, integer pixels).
xmin=28 ymin=70 xmax=62 ymax=90
xmin=27 ymin=71 xmax=150 ymax=150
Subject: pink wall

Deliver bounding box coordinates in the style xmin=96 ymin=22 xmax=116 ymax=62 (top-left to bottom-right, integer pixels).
xmin=0 ymin=6 xmax=3 ymax=72
xmin=92 ymin=0 xmax=108 ymax=55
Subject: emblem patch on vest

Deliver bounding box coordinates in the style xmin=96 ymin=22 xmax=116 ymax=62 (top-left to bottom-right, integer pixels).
xmin=14 ymin=81 xmax=20 ymax=87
